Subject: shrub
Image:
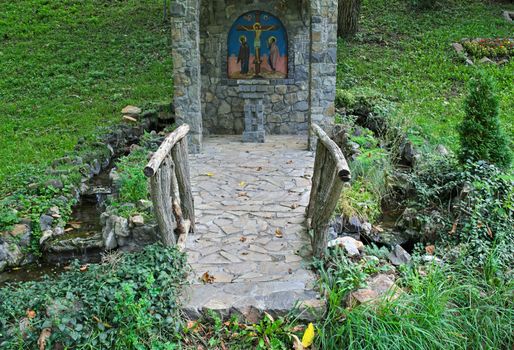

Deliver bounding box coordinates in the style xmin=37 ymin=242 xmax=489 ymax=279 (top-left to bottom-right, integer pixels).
xmin=0 ymin=244 xmax=188 ymax=349
xmin=405 ymin=155 xmax=513 ymax=271
xmin=406 ymin=0 xmax=438 ymax=10
xmin=458 ymin=73 xmax=512 ymax=169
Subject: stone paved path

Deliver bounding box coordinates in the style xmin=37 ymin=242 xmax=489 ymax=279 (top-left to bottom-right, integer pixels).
xmin=182 ymin=136 xmax=321 ymax=321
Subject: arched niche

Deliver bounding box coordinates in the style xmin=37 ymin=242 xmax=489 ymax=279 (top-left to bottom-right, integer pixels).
xmin=227 ymin=11 xmax=288 ymax=80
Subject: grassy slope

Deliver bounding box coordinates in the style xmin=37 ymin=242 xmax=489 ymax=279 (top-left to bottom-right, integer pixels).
xmin=0 ymin=0 xmax=172 ymax=189
xmin=337 ymin=0 xmax=514 ymax=148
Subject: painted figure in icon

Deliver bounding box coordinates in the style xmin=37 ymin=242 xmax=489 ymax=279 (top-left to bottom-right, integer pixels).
xmin=237 ymin=35 xmax=250 ymax=74
xmin=237 ymin=21 xmax=276 ymax=76
xmin=268 ymin=36 xmax=279 ymax=72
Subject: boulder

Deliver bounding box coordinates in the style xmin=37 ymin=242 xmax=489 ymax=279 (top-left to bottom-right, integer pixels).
xmin=389 ymin=245 xmax=412 ymax=266
xmin=347 ymin=273 xmax=399 ymax=307
xmin=39 ymin=215 xmax=54 ymax=231
xmin=45 ymin=179 xmax=64 ymax=190
xmin=130 ymin=215 xmax=145 ymax=227
xmin=328 ymin=236 xmax=364 ymax=257
xmin=121 ymin=105 xmax=142 ymax=117
xmin=0 ymin=241 xmax=24 ymax=267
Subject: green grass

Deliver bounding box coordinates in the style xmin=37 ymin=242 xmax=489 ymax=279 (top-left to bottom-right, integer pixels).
xmin=315 ymin=249 xmax=514 ymax=350
xmin=337 ymin=0 xmax=514 ymax=148
xmin=0 ymin=0 xmax=172 ymax=188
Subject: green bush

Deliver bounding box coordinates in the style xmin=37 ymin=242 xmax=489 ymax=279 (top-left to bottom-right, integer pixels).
xmin=406 ymin=0 xmax=438 ymax=10
xmin=0 ymin=245 xmax=188 ymax=349
xmin=406 ymin=156 xmax=513 ymax=271
xmin=458 ymin=73 xmax=512 ymax=169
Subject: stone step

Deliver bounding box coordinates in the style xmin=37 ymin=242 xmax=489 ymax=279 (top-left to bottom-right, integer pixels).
xmin=181 ymin=280 xmax=324 ymax=323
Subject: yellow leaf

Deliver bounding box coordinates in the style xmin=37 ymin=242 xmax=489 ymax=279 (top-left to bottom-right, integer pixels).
xmin=239 ymin=181 xmax=246 ymax=187
xmin=301 ymin=323 xmax=315 ymax=348
xmin=275 ymin=228 xmax=283 ymax=238
xmin=207 ymin=172 xmax=215 ymax=177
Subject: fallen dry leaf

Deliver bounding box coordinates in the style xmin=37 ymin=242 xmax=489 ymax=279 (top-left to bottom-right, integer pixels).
xmin=486 ymin=225 xmax=493 ymax=238
xmin=26 ymin=309 xmax=36 ymax=319
xmin=200 ymin=172 xmax=215 ymax=177
xmin=237 ymin=191 xmax=248 ymax=197
xmin=79 ymin=264 xmax=89 ymax=272
xmin=449 ymin=219 xmax=459 ymax=235
xmin=240 ymin=236 xmax=247 ymax=243
xmin=256 ymin=166 xmax=263 ymax=171
xmin=200 ymin=272 xmax=215 ymax=284
xmin=373 ymin=225 xmax=384 ymax=233
xmin=288 ymin=268 xmax=293 ymax=274
xmin=291 ymin=203 xmax=299 ymax=209
xmin=425 ymin=245 xmax=435 ymax=255
xmin=292 ymin=325 xmax=305 ymax=332
xmin=64 ymin=228 xmax=74 ymax=233
xmin=38 ymin=328 xmax=52 ymax=350
xmin=292 ymin=334 xmax=304 ymax=350
xmin=275 ymin=228 xmax=283 ymax=238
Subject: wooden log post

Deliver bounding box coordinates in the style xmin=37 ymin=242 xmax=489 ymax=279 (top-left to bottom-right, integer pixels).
xmin=308 ymin=123 xmax=351 ymax=258
xmin=144 ymin=124 xmax=194 ymax=248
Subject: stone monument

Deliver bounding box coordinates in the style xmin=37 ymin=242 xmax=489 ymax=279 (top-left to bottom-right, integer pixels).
xmin=170 ymin=0 xmax=338 ymax=151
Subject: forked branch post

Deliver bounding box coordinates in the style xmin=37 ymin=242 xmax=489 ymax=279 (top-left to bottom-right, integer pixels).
xmin=144 ymin=124 xmax=195 ymax=248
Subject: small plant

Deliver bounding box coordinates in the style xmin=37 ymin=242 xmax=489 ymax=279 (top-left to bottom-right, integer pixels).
xmin=406 ymin=0 xmax=438 ymax=10
xmin=463 ymin=39 xmax=514 ymax=60
xmin=458 ymin=73 xmax=512 ymax=169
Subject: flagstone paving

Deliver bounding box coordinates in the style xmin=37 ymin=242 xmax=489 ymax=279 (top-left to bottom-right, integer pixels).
xmin=182 ymin=135 xmax=322 ymax=321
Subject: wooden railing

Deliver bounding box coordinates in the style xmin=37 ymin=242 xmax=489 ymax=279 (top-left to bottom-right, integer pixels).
xmin=307 ymin=123 xmax=351 ymax=258
xmin=144 ymin=124 xmax=195 ymax=249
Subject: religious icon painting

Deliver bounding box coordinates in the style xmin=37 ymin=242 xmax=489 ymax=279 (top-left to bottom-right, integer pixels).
xmin=227 ymin=11 xmax=288 ymax=79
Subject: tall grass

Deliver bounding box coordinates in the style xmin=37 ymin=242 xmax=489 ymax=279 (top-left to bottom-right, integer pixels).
xmin=316 ymin=256 xmax=514 ymax=349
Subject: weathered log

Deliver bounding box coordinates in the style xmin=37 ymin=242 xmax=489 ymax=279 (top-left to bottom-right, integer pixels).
xmin=306 ymin=141 xmax=327 ymax=226
xmin=168 ymin=154 xmax=187 ymax=237
xmin=144 ymin=124 xmax=190 ymax=178
xmin=171 ymin=137 xmax=195 ymax=231
xmin=149 ymin=159 xmax=176 ymax=246
xmin=311 ymin=123 xmax=351 ymax=182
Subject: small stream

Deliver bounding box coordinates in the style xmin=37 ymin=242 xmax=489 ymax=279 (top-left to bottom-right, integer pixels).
xmin=0 ymin=164 xmax=115 ymax=285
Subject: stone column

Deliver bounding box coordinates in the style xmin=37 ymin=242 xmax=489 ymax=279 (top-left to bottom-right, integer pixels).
xmin=171 ymin=0 xmax=203 ymax=153
xmin=309 ymin=0 xmax=338 ymax=141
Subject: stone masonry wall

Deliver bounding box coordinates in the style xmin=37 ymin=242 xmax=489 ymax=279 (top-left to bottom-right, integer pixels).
xmin=171 ymin=0 xmax=203 ymax=153
xmin=199 ymin=0 xmax=311 ymax=135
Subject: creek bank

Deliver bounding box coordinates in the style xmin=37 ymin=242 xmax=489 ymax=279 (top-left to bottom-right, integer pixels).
xmin=0 ymin=103 xmax=174 ymax=277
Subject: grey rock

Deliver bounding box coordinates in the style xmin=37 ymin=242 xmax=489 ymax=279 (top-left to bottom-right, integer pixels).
xmin=389 ymin=245 xmax=412 ymax=266
xmin=436 ymin=144 xmax=449 ymax=156
xmin=45 ymin=179 xmax=64 ymax=190
xmin=136 ymin=199 xmax=153 ymax=212
xmin=0 ymin=241 xmax=23 ymax=267
xmin=39 ymin=215 xmax=54 ymax=231
xmin=0 ymin=260 xmax=7 ymax=272
xmin=328 ymin=236 xmax=363 ymax=257
xmin=452 ymin=42 xmax=464 ymax=54
xmin=130 ymin=215 xmax=145 ymax=227
xmin=39 ymin=229 xmax=54 ymax=245
xmin=479 ymin=57 xmax=494 ymax=64
xmin=121 ymin=105 xmax=142 ymax=116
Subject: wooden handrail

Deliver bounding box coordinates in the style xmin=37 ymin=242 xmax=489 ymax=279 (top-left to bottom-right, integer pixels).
xmin=143 ymin=124 xmax=194 ymax=249
xmin=144 ymin=124 xmax=190 ymax=178
xmin=310 ymin=123 xmax=351 ymax=182
xmin=307 ymin=123 xmax=351 ymax=257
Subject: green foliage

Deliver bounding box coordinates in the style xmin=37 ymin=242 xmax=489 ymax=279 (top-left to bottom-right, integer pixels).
xmin=406 ymin=0 xmax=438 ymax=10
xmin=463 ymin=39 xmax=514 ymax=60
xmin=184 ymin=311 xmax=304 ymax=349
xmin=406 ymin=156 xmax=513 ymax=270
xmin=117 ymin=148 xmax=150 ymax=204
xmin=316 ymin=257 xmax=514 ymax=349
xmin=0 ymin=244 xmax=187 ymax=349
xmin=0 ymin=0 xmax=172 ymax=188
xmin=458 ymin=73 xmax=512 ymax=169
xmin=336 ymin=123 xmax=393 ymax=224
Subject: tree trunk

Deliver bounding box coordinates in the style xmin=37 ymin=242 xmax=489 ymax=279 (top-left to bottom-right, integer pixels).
xmin=338 ymin=0 xmax=362 ymax=38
